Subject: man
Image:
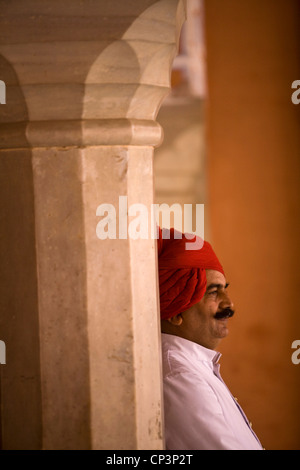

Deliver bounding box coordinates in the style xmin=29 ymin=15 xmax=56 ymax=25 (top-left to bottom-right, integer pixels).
xmin=158 ymin=228 xmax=263 ymax=450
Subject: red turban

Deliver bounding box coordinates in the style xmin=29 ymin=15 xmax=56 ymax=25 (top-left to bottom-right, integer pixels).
xmin=157 ymin=227 xmax=224 ymax=320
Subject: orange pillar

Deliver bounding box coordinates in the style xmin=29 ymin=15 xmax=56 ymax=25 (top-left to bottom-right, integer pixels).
xmin=204 ymin=0 xmax=300 ymax=450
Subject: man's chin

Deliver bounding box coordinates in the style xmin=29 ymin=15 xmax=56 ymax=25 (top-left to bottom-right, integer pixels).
xmin=214 ymin=319 xmax=230 ymax=338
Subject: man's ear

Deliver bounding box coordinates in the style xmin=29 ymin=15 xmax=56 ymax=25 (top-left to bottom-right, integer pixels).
xmin=167 ymin=313 xmax=183 ymax=326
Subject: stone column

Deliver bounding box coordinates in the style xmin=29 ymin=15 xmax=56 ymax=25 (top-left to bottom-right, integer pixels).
xmin=0 ymin=0 xmax=186 ymax=450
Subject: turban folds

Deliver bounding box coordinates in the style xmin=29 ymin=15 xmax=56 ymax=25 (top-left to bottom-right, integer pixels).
xmin=158 ymin=228 xmax=224 ymax=320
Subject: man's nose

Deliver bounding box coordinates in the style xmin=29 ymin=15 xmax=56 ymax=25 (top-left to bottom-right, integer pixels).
xmin=220 ymin=290 xmax=234 ymax=310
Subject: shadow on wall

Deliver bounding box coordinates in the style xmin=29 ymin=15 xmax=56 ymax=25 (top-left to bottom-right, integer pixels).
xmin=0 ymin=53 xmax=42 ymax=450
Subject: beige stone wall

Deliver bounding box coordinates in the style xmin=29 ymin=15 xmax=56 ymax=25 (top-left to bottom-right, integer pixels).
xmin=154 ymin=1 xmax=207 ymax=236
xmin=155 ymin=100 xmax=205 ymax=205
xmin=155 ymin=99 xmax=206 ymax=235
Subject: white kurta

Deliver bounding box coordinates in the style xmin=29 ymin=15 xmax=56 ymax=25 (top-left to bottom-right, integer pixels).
xmin=162 ymin=333 xmax=263 ymax=450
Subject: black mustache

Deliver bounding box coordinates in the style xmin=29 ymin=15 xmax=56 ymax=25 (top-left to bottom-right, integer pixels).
xmin=214 ymin=308 xmax=235 ymax=320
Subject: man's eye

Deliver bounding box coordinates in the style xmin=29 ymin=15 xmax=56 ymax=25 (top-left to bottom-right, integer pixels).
xmin=208 ymin=290 xmax=218 ymax=295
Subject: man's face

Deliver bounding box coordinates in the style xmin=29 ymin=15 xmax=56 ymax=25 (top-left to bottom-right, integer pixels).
xmin=180 ymin=269 xmax=235 ymax=350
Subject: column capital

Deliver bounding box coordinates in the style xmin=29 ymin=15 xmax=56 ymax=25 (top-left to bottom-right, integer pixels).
xmin=0 ymin=0 xmax=187 ymax=149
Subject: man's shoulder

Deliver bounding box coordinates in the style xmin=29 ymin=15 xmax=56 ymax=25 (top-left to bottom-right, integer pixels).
xmin=161 ymin=334 xmax=210 ymax=379
xmin=162 ymin=347 xmax=186 ymax=373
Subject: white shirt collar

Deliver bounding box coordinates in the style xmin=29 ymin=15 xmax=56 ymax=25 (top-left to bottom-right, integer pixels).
xmin=162 ymin=333 xmax=222 ymax=367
